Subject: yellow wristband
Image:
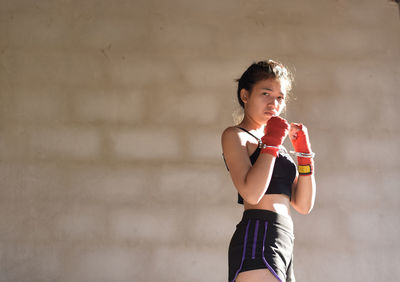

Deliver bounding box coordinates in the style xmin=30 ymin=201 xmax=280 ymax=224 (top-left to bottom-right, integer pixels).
xmin=298 ymin=164 xmax=312 ymax=175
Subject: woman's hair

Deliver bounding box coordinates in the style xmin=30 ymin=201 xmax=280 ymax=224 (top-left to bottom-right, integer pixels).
xmin=236 ymin=60 xmax=294 ymax=109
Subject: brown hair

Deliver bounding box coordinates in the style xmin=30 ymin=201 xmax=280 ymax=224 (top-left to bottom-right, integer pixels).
xmin=236 ymin=60 xmax=294 ymax=109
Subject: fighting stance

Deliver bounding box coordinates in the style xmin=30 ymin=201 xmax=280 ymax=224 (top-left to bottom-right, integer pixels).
xmin=221 ymin=60 xmax=316 ymax=282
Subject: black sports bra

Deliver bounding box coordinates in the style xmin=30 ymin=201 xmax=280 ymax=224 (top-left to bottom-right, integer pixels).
xmin=223 ymin=127 xmax=297 ymax=204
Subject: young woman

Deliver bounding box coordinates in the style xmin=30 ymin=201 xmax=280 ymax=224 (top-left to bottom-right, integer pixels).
xmin=221 ymin=60 xmax=316 ymax=282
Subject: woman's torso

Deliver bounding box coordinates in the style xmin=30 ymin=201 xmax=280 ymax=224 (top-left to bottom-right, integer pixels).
xmin=228 ymin=126 xmax=296 ymax=217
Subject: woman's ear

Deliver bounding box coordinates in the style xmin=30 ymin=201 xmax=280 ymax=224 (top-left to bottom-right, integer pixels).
xmin=240 ymin=89 xmax=249 ymax=105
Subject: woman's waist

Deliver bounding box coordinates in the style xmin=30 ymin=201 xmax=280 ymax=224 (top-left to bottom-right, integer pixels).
xmin=244 ymin=194 xmax=291 ymax=219
xmin=240 ymin=208 xmax=293 ymax=232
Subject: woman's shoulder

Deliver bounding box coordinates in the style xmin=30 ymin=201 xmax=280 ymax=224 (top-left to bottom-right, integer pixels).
xmin=222 ymin=125 xmax=239 ymax=136
xmin=221 ymin=126 xmax=240 ymax=142
xmin=221 ymin=126 xmax=248 ymax=150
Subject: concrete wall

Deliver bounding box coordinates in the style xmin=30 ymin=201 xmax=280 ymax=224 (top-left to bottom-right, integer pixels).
xmin=1 ymin=0 xmax=399 ymax=281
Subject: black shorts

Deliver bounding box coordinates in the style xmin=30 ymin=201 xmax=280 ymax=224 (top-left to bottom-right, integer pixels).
xmin=228 ymin=209 xmax=295 ymax=282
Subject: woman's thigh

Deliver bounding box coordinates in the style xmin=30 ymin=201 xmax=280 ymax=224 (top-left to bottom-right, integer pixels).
xmin=236 ymin=269 xmax=280 ymax=282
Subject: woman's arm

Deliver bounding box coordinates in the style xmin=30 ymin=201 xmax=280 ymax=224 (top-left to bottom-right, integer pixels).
xmin=291 ymin=172 xmax=316 ymax=214
xmin=289 ymin=123 xmax=316 ymax=214
xmin=221 ymin=117 xmax=289 ymax=205
xmin=221 ymin=127 xmax=276 ymax=205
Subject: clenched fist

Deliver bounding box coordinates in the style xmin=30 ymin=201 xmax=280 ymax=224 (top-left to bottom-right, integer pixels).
xmin=289 ymin=123 xmax=314 ymax=175
xmin=261 ymin=116 xmax=289 ymax=157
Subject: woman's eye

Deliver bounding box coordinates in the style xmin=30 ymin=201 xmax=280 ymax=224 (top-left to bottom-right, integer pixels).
xmin=263 ymin=92 xmax=270 ymax=96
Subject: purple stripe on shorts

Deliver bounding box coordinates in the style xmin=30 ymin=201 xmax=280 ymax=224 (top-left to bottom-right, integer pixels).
xmin=231 ymin=220 xmax=251 ymax=282
xmin=251 ymin=220 xmax=259 ymax=259
xmin=262 ymin=221 xmax=282 ymax=282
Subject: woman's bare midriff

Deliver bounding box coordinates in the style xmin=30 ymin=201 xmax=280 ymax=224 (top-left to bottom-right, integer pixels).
xmin=243 ymin=194 xmax=292 ymax=218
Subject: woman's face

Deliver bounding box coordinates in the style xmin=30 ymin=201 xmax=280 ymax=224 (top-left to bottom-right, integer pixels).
xmin=241 ymin=78 xmax=287 ymax=124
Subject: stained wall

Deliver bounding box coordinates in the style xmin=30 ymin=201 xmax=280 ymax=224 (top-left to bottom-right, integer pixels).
xmin=1 ymin=1 xmax=399 ymax=281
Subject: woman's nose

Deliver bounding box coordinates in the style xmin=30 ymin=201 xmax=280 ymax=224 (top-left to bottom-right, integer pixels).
xmin=268 ymin=97 xmax=279 ymax=107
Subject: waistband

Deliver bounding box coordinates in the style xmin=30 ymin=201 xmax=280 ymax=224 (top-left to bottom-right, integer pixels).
xmin=241 ymin=209 xmax=293 ymax=231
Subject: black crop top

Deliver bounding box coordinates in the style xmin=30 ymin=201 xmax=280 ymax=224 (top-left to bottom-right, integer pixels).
xmin=223 ymin=127 xmax=297 ymax=204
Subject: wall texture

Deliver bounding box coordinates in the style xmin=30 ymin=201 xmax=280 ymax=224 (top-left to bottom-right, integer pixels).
xmin=1 ymin=0 xmax=399 ymax=281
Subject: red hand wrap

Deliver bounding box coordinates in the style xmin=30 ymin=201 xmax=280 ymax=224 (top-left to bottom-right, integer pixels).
xmin=261 ymin=116 xmax=289 ymax=157
xmin=291 ymin=124 xmax=314 ymax=175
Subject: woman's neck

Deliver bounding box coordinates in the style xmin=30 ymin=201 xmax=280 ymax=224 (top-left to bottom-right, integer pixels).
xmin=238 ymin=116 xmax=266 ymax=135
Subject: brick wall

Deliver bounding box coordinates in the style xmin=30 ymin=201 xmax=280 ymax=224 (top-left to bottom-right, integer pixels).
xmin=1 ymin=0 xmax=399 ymax=281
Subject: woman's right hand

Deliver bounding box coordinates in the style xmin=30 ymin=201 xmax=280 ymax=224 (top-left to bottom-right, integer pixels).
xmin=261 ymin=116 xmax=289 ymax=156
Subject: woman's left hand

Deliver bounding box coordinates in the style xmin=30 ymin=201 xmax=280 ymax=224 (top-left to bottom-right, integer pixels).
xmin=289 ymin=123 xmax=311 ymax=154
xmin=289 ymin=123 xmax=314 ymax=175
